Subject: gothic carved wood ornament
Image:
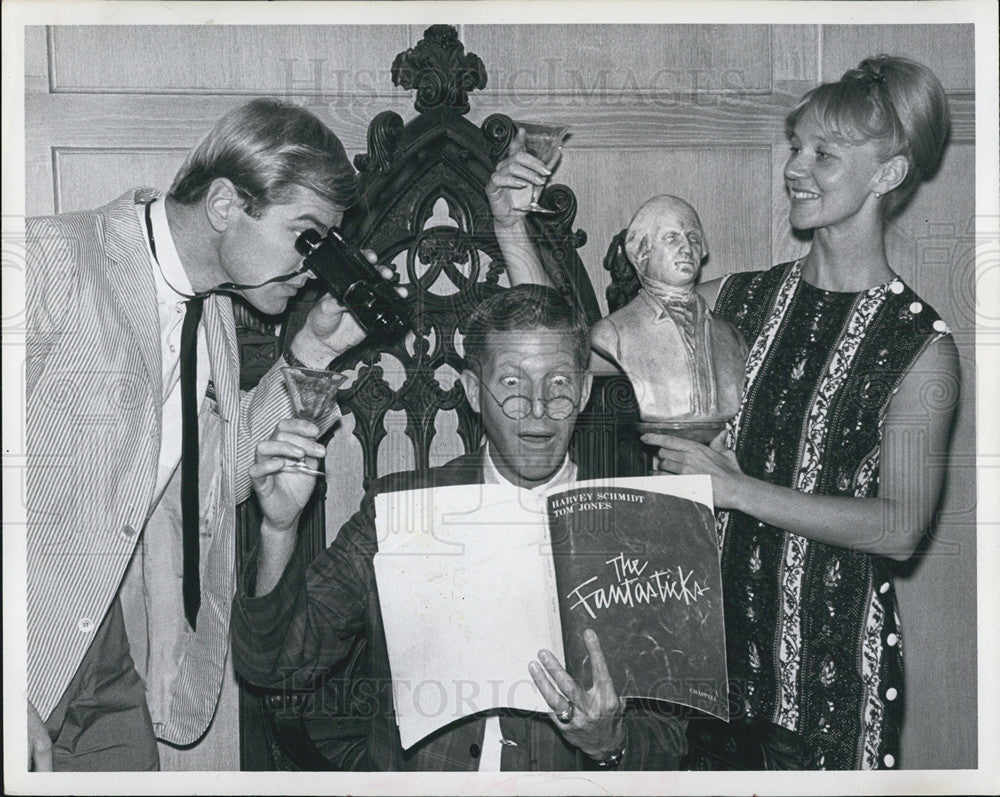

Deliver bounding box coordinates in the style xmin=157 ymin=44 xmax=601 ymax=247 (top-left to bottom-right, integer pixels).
xmin=237 ymin=24 xmax=600 ymax=771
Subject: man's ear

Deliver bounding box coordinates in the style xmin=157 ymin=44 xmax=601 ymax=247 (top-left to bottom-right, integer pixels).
xmin=876 ymin=155 xmax=909 ymax=195
xmin=637 ymin=236 xmax=651 ymax=271
xmin=459 ymin=369 xmax=481 ymax=414
xmin=204 ymin=178 xmax=242 ymax=233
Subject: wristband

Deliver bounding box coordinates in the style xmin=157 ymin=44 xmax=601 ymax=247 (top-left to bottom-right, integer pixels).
xmin=587 ymin=743 xmax=626 ymax=770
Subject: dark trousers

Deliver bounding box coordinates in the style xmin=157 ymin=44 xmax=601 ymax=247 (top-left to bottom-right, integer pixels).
xmin=43 ymin=597 xmax=159 ymax=771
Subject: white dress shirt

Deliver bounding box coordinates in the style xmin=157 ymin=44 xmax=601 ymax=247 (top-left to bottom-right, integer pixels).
xmin=137 ymin=197 xmax=211 ymax=507
xmin=477 ymin=443 xmax=577 ymax=771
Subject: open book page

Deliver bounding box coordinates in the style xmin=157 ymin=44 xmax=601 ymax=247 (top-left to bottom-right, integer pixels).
xmin=373 ymin=484 xmax=562 ymax=749
xmin=544 ymin=475 xmax=730 ymax=721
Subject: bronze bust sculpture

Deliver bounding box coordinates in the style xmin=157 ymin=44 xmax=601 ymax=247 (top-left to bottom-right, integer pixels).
xmin=590 ymin=196 xmax=747 ymax=440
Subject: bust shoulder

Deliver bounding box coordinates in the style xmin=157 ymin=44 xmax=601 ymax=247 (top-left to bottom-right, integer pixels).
xmin=707 ymin=306 xmax=748 ymax=351
xmin=603 ymin=291 xmax=656 ymax=328
xmin=590 ymin=311 xmax=623 ymax=362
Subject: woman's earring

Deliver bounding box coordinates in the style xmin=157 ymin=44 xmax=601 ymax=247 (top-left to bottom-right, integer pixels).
xmin=874 ymin=191 xmax=882 ymax=198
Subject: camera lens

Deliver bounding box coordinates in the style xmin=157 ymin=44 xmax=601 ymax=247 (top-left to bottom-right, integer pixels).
xmin=294 ymin=226 xmax=411 ymax=342
xmin=295 ymin=228 xmax=324 ymax=257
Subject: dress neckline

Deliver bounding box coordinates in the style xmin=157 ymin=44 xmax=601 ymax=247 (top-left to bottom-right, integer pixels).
xmin=790 ymin=259 xmax=902 ymax=298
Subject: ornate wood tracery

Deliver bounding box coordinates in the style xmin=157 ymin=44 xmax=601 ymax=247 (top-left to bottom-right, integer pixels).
xmin=236 ymin=24 xmax=601 ymax=771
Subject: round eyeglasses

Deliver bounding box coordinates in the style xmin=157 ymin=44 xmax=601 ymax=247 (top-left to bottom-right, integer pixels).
xmin=479 ymin=383 xmax=581 ymax=421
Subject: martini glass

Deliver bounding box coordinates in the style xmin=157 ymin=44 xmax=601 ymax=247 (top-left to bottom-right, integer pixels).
xmin=280 ymin=366 xmax=347 ymax=476
xmin=511 ymin=122 xmax=570 ymax=214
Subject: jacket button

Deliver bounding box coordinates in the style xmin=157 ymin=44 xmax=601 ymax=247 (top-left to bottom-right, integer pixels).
xmin=469 ymin=743 xmax=481 ymax=758
xmin=78 ymin=617 xmax=94 ymax=633
xmin=121 ymin=525 xmax=137 ymax=540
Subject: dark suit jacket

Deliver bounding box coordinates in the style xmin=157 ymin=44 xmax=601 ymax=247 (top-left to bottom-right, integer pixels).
xmin=231 ymin=450 xmax=687 ymax=771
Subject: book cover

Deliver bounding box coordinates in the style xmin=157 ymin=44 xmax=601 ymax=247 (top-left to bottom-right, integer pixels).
xmin=546 ymin=476 xmax=729 ymax=721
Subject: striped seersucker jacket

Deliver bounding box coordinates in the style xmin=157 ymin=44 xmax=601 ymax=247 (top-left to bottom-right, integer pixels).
xmin=25 ymin=188 xmax=293 ymax=745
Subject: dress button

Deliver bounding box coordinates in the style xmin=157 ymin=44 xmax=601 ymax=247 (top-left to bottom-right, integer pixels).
xmin=884 ymin=753 xmax=895 ymax=767
xmin=78 ymin=617 xmax=94 ymax=633
xmin=879 ymin=582 xmax=890 ymax=594
xmin=886 ymin=687 xmax=898 ymax=701
xmin=889 ymin=280 xmax=904 ymax=294
xmin=909 ymin=301 xmax=923 ymax=314
xmin=933 ymin=319 xmax=950 ymax=334
xmin=469 ymin=743 xmax=481 ymax=758
xmin=887 ymin=633 xmax=898 ymax=647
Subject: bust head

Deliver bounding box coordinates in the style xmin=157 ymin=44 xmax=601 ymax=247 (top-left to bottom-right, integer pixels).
xmin=592 ymin=195 xmax=745 ymax=431
xmin=624 ymin=195 xmax=707 ymax=293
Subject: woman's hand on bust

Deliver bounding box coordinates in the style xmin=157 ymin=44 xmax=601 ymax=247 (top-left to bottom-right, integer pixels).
xmin=642 ymin=430 xmax=747 ymax=510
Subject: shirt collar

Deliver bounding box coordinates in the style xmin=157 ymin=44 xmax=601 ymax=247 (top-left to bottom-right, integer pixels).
xmin=639 ymin=287 xmax=699 ymax=323
xmin=482 ymin=443 xmax=577 ymax=493
xmin=146 ymin=197 xmax=195 ymax=301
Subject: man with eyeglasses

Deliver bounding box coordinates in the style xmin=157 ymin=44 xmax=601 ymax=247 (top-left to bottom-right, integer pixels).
xmin=232 ymin=284 xmax=688 ymax=771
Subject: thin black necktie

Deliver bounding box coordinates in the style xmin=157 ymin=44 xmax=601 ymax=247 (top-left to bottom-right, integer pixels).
xmin=180 ymin=295 xmax=204 ymax=631
xmin=147 ymin=199 xmax=204 ymax=630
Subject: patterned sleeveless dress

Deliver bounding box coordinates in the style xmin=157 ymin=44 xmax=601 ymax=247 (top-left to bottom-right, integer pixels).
xmin=713 ymin=261 xmax=951 ymax=770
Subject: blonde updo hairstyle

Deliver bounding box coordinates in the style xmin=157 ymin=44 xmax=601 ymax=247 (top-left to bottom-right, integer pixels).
xmin=786 ymin=54 xmax=950 ymax=219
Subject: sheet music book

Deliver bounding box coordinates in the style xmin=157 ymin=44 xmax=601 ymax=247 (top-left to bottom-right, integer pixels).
xmin=373 ymin=475 xmax=728 ymax=749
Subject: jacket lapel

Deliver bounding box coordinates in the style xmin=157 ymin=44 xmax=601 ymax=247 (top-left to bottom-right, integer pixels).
xmin=203 ymin=294 xmax=239 ymax=427
xmin=101 ymin=188 xmax=162 ymax=398
xmin=203 ymin=293 xmax=240 ymax=515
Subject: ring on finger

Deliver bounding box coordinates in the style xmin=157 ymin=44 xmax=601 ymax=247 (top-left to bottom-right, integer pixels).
xmin=556 ymin=701 xmax=575 ymax=724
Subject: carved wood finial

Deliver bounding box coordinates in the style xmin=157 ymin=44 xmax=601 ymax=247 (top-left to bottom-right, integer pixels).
xmin=354 ymin=110 xmax=405 ymax=175
xmin=481 ymin=114 xmax=518 ymax=164
xmin=391 ymin=24 xmax=487 ymax=114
